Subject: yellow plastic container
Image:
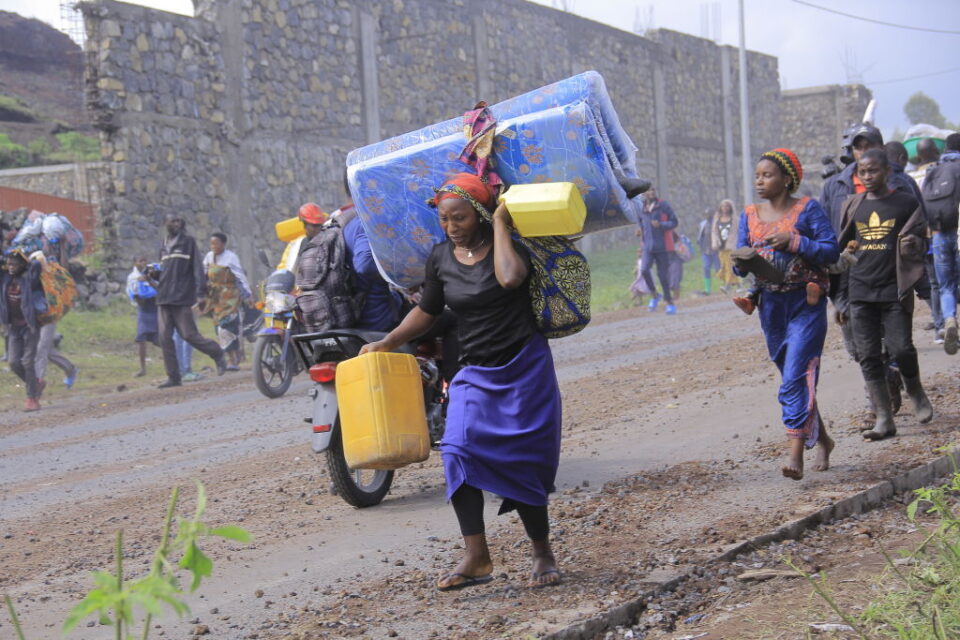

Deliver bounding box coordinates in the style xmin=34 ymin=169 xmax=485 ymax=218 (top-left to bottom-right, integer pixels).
xmin=335 ymin=352 xmax=430 ymax=470
xmin=499 ymin=182 xmax=587 ymax=237
xmin=275 ymin=216 xmax=305 ymax=243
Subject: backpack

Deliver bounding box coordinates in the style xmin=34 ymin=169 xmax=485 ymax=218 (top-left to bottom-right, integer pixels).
xmin=921 ymin=161 xmax=960 ymax=231
xmin=294 ymin=217 xmax=361 ymax=332
xmin=516 ymin=234 xmax=591 ymax=339
xmin=37 ymin=261 xmax=77 ymax=324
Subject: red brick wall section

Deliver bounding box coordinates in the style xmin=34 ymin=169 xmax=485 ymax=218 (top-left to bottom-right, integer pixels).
xmin=0 ymin=186 xmax=95 ymax=252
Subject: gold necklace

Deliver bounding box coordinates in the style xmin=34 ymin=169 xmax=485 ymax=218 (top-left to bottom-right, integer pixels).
xmin=457 ymin=237 xmax=486 ymax=258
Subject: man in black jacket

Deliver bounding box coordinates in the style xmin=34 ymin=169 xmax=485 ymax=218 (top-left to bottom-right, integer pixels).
xmin=155 ymin=214 xmax=225 ymax=388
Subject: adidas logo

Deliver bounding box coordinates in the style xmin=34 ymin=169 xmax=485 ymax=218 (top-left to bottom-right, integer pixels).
xmin=856 ymin=212 xmax=895 ymax=241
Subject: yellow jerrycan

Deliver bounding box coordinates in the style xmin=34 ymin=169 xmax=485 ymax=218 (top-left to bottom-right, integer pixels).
xmin=498 ymin=182 xmax=586 ymax=237
xmin=335 ymin=352 xmax=430 ymax=470
xmin=274 ymin=216 xmax=305 ymax=243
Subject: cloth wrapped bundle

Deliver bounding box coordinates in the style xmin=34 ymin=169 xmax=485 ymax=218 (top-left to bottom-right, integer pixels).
xmin=346 ymin=71 xmax=643 ymax=288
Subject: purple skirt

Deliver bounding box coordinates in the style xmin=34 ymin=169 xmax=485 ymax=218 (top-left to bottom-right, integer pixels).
xmin=441 ymin=333 xmax=562 ymax=508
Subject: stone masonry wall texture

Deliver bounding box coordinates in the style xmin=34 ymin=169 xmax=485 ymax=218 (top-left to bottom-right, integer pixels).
xmin=80 ymin=0 xmax=856 ymax=277
xmin=781 ymin=84 xmax=872 ymax=198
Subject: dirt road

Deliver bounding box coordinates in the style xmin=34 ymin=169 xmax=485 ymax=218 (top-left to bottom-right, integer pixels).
xmin=3 ymin=297 xmax=959 ymax=639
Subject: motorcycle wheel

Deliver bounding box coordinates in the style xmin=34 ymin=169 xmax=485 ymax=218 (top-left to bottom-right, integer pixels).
xmin=252 ymin=334 xmax=294 ymax=398
xmin=326 ymin=424 xmax=394 ymax=508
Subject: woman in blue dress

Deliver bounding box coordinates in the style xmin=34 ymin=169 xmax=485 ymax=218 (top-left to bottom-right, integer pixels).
xmin=362 ymin=172 xmax=563 ymax=591
xmin=734 ymin=149 xmax=840 ymax=480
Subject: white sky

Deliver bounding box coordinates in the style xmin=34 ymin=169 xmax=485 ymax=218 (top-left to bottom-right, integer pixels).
xmin=3 ymin=0 xmax=959 ymax=139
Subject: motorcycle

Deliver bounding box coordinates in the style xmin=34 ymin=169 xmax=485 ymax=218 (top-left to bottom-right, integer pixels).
xmin=292 ymin=329 xmax=447 ymax=507
xmin=252 ymin=268 xmax=303 ymax=398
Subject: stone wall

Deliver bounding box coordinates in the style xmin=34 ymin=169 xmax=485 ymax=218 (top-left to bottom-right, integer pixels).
xmin=81 ymin=0 xmax=794 ymax=279
xmin=0 ymin=162 xmax=106 ymax=206
xmin=781 ymin=84 xmax=872 ymax=197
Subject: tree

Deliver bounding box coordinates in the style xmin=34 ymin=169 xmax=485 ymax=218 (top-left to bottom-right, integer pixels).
xmin=904 ymin=91 xmax=949 ymax=128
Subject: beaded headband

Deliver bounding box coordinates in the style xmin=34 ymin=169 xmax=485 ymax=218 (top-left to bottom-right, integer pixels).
xmin=760 ymin=148 xmax=803 ymax=193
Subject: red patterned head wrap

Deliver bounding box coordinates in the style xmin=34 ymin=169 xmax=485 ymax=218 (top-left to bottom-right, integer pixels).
xmin=760 ymin=148 xmax=803 ymax=193
xmin=430 ymin=172 xmax=498 ymax=212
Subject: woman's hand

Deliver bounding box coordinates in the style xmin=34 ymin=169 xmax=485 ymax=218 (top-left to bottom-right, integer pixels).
xmin=493 ymin=202 xmax=513 ymax=227
xmin=358 ymin=341 xmax=390 ymax=356
xmin=764 ymin=232 xmax=792 ymax=251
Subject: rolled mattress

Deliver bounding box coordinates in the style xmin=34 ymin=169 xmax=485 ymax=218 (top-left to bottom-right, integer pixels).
xmin=346 ymin=71 xmax=643 ymax=288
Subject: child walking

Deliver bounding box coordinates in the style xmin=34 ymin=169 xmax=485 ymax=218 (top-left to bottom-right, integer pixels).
xmin=126 ymin=256 xmax=160 ymax=377
xmin=836 ymin=148 xmax=933 ymax=440
xmin=733 ymin=148 xmax=840 ymax=480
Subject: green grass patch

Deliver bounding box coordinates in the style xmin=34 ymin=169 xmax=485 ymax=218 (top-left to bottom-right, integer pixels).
xmin=587 ymin=246 xmax=710 ymax=313
xmin=0 ymin=94 xmax=38 ymax=121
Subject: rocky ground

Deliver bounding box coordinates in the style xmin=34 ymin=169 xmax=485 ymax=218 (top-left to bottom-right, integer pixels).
xmin=3 ymin=296 xmax=959 ymax=639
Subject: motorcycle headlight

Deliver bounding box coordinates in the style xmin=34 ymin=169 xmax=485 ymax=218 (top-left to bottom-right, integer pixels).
xmin=265 ymin=291 xmax=295 ymax=313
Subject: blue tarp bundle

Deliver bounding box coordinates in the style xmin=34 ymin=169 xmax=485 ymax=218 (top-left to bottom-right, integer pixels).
xmin=346 ymin=71 xmax=642 ymax=288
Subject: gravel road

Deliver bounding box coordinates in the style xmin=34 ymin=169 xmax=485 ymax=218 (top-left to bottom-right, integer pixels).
xmin=3 ymin=297 xmax=958 ymax=639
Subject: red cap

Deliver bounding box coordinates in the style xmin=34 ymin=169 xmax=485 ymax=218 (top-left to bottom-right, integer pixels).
xmin=298 ymin=203 xmax=327 ymax=225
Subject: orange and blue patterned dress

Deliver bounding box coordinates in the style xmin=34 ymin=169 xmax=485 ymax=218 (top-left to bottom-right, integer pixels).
xmin=736 ymin=197 xmax=839 ymax=447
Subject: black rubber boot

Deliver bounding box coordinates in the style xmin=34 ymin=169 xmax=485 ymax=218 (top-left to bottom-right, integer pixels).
xmin=864 ymin=380 xmax=897 ymax=440
xmin=886 ymin=366 xmax=902 ymax=415
xmin=902 ymin=374 xmax=933 ymax=424
xmin=730 ymin=247 xmax=786 ymax=283
xmin=861 ymin=382 xmax=876 ymax=432
xmin=616 ymin=173 xmax=651 ymax=199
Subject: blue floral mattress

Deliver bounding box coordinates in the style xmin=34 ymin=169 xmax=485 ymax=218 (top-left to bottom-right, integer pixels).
xmin=346 ymin=71 xmax=643 ymax=288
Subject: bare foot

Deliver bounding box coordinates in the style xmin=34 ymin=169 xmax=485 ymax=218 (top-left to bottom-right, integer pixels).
xmin=781 ymin=439 xmax=804 ymax=480
xmin=811 ymin=434 xmax=834 ymax=472
xmin=806 ymin=282 xmax=822 ymax=306
xmin=733 ymin=297 xmax=755 ymax=315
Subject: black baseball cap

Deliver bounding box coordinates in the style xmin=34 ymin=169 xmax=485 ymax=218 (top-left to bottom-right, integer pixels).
xmin=851 ymin=124 xmax=883 ymax=147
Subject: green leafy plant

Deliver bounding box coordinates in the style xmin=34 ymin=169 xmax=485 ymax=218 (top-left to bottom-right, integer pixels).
xmin=3 ymin=481 xmax=250 ymax=640
xmin=62 ymin=481 xmax=250 ymax=639
xmin=791 ymin=449 xmax=960 ymax=639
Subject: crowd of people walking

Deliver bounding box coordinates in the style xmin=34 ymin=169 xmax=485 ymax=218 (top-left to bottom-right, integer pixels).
xmin=647 ymin=127 xmax=958 ymax=481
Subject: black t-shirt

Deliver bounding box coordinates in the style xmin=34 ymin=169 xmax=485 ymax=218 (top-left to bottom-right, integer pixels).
xmin=418 ymin=240 xmax=535 ymax=367
xmin=849 ymin=190 xmax=918 ymax=303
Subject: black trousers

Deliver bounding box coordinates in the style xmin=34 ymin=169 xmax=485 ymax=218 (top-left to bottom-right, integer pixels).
xmin=8 ymin=324 xmax=40 ymax=399
xmin=641 ymin=250 xmax=674 ymax=304
xmin=849 ymin=300 xmax=919 ymax=383
xmin=158 ymin=304 xmax=223 ymax=382
xmin=451 ymin=484 xmax=549 ymax=541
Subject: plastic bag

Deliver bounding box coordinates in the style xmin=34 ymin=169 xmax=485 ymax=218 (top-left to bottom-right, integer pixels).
xmin=40 ymin=213 xmax=85 ymax=258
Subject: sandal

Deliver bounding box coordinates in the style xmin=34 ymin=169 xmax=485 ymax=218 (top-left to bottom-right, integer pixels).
xmin=436 ymin=572 xmax=493 ymax=592
xmin=529 ymin=568 xmax=562 ymax=588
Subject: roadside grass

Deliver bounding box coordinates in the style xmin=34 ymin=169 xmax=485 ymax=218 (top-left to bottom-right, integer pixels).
xmin=0 ymin=300 xmax=217 ymax=410
xmin=792 ymin=457 xmax=960 ymax=639
xmin=587 ymin=246 xmax=711 ymax=312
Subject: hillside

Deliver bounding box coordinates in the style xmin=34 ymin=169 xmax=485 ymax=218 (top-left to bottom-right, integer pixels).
xmin=0 ymin=10 xmax=90 ymax=160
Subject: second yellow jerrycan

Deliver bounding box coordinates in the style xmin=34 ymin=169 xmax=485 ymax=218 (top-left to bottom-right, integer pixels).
xmin=335 ymin=352 xmax=430 ymax=470
xmin=274 ymin=216 xmax=305 ymax=243
xmin=498 ymin=182 xmax=587 ymax=237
